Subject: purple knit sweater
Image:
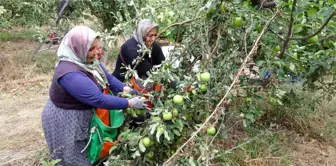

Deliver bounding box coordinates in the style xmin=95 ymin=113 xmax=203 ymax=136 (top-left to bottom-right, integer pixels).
xmin=50 ymin=61 xmax=128 ymax=110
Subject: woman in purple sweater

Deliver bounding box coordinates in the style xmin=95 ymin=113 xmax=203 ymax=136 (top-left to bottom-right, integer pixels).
xmin=41 ymin=26 xmax=146 ymax=166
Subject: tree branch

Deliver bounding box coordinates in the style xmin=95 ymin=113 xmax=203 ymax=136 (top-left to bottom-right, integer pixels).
xmin=278 ymin=0 xmax=297 ymax=58
xmin=319 ymin=34 xmax=336 ymax=42
xmin=269 ymin=29 xmax=285 ymax=41
xmin=203 ymin=26 xmax=222 ymax=67
xmin=154 ymin=18 xmax=199 ymax=44
xmin=290 ymin=9 xmax=336 ymax=40
xmin=260 ymin=1 xmax=277 ymax=9
xmin=187 ymin=55 xmax=202 ymax=73
xmin=176 ymin=25 xmax=181 ymax=42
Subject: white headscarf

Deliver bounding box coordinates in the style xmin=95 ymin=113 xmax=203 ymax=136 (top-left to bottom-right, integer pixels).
xmin=56 ymin=26 xmax=108 ymax=89
xmin=133 ymin=19 xmax=158 ymax=46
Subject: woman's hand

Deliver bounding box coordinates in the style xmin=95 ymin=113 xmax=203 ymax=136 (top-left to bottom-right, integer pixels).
xmin=128 ymin=89 xmax=141 ymax=95
xmin=123 ymin=86 xmax=132 ymax=93
xmin=123 ymin=86 xmax=141 ymax=96
xmin=128 ymin=96 xmax=147 ymax=109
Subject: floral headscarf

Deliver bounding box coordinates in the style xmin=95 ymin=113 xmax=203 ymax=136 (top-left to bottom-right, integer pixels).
xmin=133 ymin=19 xmax=158 ymax=46
xmin=56 ymin=26 xmax=108 ymax=89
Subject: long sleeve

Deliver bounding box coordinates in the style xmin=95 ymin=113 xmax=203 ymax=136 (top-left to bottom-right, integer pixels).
xmin=100 ymin=64 xmax=125 ymax=92
xmin=58 ymin=72 xmax=129 ymax=110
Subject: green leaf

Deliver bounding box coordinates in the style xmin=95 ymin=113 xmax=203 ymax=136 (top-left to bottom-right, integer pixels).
xmin=150 ymin=123 xmax=159 ymax=135
xmin=109 ymin=145 xmax=118 ymax=154
xmin=156 ymin=129 xmax=163 ymax=143
xmin=132 ymin=150 xmax=141 ymax=159
xmin=245 ymin=113 xmax=255 ymax=122
xmin=50 ymin=159 xmax=61 ymax=166
xmin=173 ymin=129 xmax=181 ymax=136
xmin=293 ymin=25 xmax=303 ymax=34
xmin=256 ymin=60 xmax=265 ymax=66
xmin=289 ymin=63 xmax=295 ymax=71
xmin=41 ymin=161 xmax=48 ymax=166
xmin=306 ymin=8 xmax=317 ymax=16
xmin=103 ymin=137 xmax=114 ymax=142
xmin=188 ymin=158 xmax=199 ymax=166
xmin=138 ymin=139 xmax=146 ymax=152
xmin=259 ymin=68 xmax=267 ymax=79
xmin=164 ymin=130 xmax=171 ymax=141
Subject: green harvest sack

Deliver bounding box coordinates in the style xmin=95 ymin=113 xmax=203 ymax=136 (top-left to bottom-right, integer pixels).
xmin=81 ymin=105 xmax=125 ymax=164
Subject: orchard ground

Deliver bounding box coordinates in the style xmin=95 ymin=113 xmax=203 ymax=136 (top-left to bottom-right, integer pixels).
xmin=0 ymin=28 xmax=335 ymax=166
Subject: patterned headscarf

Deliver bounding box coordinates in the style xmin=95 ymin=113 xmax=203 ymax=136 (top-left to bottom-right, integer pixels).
xmin=133 ymin=19 xmax=158 ymax=46
xmin=56 ymin=26 xmax=108 ymax=89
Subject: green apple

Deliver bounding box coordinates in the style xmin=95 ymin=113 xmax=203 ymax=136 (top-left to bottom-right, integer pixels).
xmin=126 ymin=108 xmax=133 ymax=115
xmin=207 ymin=126 xmax=216 ymax=135
xmin=142 ymin=137 xmax=151 ymax=147
xmin=267 ymin=97 xmax=277 ymax=105
xmin=220 ymin=3 xmax=226 ymax=13
xmin=173 ymin=95 xmax=184 ymax=104
xmin=136 ymin=109 xmax=143 ymax=115
xmin=200 ymin=72 xmax=211 ymax=83
xmin=256 ymin=24 xmax=262 ymax=33
xmin=151 ymin=116 xmax=162 ymax=122
xmin=233 ymin=17 xmax=243 ymax=27
xmin=309 ymin=35 xmax=319 ymax=43
xmin=146 ymin=151 xmax=154 ymax=159
xmin=200 ymin=84 xmax=207 ymax=92
xmin=172 ymin=108 xmax=179 ymax=117
xmin=157 ymin=125 xmax=165 ymax=132
xmin=274 ymin=46 xmax=281 ymax=52
xmin=163 ymin=112 xmax=173 ymax=121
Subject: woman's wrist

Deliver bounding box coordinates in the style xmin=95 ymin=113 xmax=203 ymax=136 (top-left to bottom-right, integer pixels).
xmin=123 ymin=86 xmax=131 ymax=93
xmin=127 ymin=99 xmax=131 ymax=107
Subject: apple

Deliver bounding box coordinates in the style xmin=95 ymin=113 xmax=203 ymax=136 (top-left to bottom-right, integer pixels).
xmin=136 ymin=109 xmax=143 ymax=115
xmin=267 ymin=97 xmax=277 ymax=105
xmin=146 ymin=151 xmax=154 ymax=159
xmin=200 ymin=72 xmax=211 ymax=83
xmin=233 ymin=17 xmax=243 ymax=27
xmin=151 ymin=116 xmax=162 ymax=122
xmin=163 ymin=112 xmax=173 ymax=121
xmin=157 ymin=125 xmax=165 ymax=132
xmin=172 ymin=108 xmax=179 ymax=117
xmin=173 ymin=95 xmax=184 ymax=104
xmin=220 ymin=3 xmax=226 ymax=13
xmin=126 ymin=108 xmax=133 ymax=115
xmin=256 ymin=24 xmax=262 ymax=33
xmin=274 ymin=46 xmax=281 ymax=52
xmin=142 ymin=137 xmax=151 ymax=147
xmin=200 ymin=84 xmax=207 ymax=92
xmin=309 ymin=35 xmax=319 ymax=43
xmin=207 ymin=126 xmax=216 ymax=135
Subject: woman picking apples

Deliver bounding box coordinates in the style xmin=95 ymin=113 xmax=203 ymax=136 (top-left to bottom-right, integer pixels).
xmin=112 ymin=18 xmax=165 ymax=82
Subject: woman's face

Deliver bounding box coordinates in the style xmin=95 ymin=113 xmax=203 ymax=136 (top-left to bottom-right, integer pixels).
xmin=87 ymin=38 xmax=100 ymax=63
xmin=145 ymin=28 xmax=157 ymax=47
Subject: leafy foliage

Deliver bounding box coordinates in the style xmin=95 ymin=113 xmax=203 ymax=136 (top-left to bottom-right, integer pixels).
xmin=0 ymin=0 xmax=56 ymax=28
xmin=96 ymin=0 xmax=336 ymax=165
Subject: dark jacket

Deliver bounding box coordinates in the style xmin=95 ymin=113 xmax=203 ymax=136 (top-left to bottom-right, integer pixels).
xmin=112 ymin=37 xmax=165 ymax=82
